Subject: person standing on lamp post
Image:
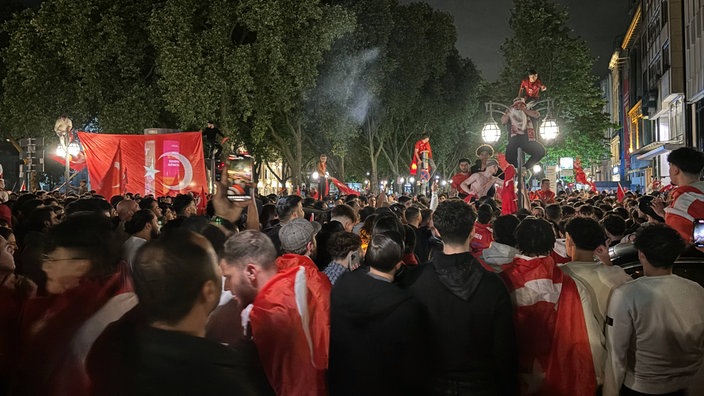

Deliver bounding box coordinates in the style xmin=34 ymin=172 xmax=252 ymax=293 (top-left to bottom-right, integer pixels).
xmin=54 ymin=114 xmax=72 ymax=148
xmin=317 ymin=154 xmax=328 ymax=201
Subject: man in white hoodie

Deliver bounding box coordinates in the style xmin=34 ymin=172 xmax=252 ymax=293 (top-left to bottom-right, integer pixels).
xmin=480 ymin=214 xmax=520 ymax=272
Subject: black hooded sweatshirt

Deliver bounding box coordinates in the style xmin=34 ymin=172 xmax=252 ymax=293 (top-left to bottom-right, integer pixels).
xmin=408 ymin=251 xmax=518 ymax=395
xmin=329 ymin=269 xmax=432 ymax=396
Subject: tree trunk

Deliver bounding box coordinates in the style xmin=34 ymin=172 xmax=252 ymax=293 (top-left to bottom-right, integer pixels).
xmin=338 ymin=154 xmax=346 ymax=181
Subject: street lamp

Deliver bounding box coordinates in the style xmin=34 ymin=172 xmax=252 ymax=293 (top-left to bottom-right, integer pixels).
xmin=56 ymin=141 xmax=81 ymax=192
xmin=311 ymin=171 xmax=320 ymax=181
xmin=482 ymin=102 xmax=510 ymax=143
xmin=535 ymin=98 xmax=559 ymax=141
xmin=540 ymin=118 xmax=559 ymax=141
xmin=481 ymin=118 xmax=501 ymax=143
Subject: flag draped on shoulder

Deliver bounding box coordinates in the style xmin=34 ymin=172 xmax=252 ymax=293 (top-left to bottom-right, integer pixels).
xmin=249 ymin=254 xmax=330 ymax=396
xmin=500 ymin=256 xmax=596 ymax=396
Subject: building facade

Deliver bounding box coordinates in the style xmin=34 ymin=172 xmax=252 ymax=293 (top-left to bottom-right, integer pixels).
xmin=609 ymin=0 xmax=697 ymax=193
xmin=685 ymin=0 xmax=704 ymax=148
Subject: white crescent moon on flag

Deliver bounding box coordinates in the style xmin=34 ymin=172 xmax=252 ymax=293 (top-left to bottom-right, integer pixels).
xmin=158 ymin=152 xmax=194 ymax=191
xmin=112 ymin=162 xmax=121 ymax=188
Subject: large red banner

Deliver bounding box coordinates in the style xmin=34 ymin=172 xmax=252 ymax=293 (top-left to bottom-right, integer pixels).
xmin=78 ymin=132 xmax=207 ymax=198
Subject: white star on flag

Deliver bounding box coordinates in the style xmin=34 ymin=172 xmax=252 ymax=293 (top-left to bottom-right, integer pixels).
xmin=522 ymin=359 xmax=545 ymax=393
xmin=144 ymin=165 xmax=160 ymax=179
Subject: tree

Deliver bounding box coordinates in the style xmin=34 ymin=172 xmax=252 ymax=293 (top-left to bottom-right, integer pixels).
xmin=151 ymin=0 xmax=354 ymax=185
xmin=319 ymin=1 xmax=475 ymax=191
xmin=1 ymin=0 xmax=166 ymax=140
xmin=377 ymin=3 xmax=457 ymax=182
xmin=496 ymin=0 xmax=610 ymax=165
xmin=423 ymin=51 xmax=485 ymax=179
xmin=0 ymin=0 xmax=30 ymax=151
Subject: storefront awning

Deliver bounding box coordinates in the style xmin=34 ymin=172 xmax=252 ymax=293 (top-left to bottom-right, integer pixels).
xmin=633 ymin=141 xmax=684 ymax=161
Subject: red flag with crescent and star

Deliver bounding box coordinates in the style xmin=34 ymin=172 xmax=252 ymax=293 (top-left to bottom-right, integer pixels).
xmin=78 ymin=132 xmax=208 ymax=198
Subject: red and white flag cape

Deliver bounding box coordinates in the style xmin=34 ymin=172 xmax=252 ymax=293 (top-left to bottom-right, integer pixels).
xmin=500 ymin=256 xmax=596 ymax=395
xmin=249 ymin=254 xmax=331 ymax=396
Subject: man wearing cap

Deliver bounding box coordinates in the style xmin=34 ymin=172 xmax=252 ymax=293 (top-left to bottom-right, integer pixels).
xmin=459 ymin=159 xmax=501 ymax=202
xmin=501 ymin=97 xmax=546 ymax=174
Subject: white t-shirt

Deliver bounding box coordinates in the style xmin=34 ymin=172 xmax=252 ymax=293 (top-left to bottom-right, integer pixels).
xmin=122 ymin=236 xmax=146 ymax=270
xmin=561 ymin=261 xmax=632 ymax=386
xmin=604 ymin=274 xmax=704 ymax=395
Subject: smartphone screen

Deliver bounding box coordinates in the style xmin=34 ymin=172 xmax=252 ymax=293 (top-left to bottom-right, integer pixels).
xmin=693 ymin=219 xmax=704 ymax=248
xmin=226 ymin=155 xmax=253 ymax=201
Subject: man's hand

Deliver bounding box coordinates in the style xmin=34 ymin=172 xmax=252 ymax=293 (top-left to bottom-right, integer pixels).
xmin=594 ymin=244 xmax=612 ymax=266
xmin=651 ymin=197 xmax=666 ymax=219
xmin=212 ymin=167 xmax=253 ymax=223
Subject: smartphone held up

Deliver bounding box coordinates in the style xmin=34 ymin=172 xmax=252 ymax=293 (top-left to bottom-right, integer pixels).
xmin=693 ymin=219 xmax=704 ymax=248
xmin=226 ymin=154 xmax=253 ymax=201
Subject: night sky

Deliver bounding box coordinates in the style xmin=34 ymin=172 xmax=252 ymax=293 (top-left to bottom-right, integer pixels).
xmin=398 ymin=0 xmax=631 ymax=81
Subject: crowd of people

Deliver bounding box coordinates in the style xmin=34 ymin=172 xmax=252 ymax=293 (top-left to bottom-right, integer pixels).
xmin=0 ymin=147 xmax=703 ymax=396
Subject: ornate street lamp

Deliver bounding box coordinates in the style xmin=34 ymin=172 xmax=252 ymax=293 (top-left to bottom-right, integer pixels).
xmin=540 ymin=118 xmax=559 ymax=141
xmin=481 ymin=118 xmax=501 ymax=143
xmin=538 ymin=98 xmax=559 ymax=141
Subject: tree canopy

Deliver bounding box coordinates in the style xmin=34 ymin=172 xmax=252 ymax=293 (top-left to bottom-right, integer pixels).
xmin=0 ymin=0 xmax=610 ymax=188
xmin=495 ymin=0 xmax=611 ymax=165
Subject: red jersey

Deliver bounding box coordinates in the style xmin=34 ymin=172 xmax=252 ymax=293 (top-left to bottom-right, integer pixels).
xmin=470 ymin=222 xmax=493 ymax=255
xmin=520 ymin=78 xmax=544 ymax=100
xmin=414 ymin=140 xmax=432 ymax=159
xmin=451 ymin=172 xmax=470 ymax=192
xmin=535 ymin=188 xmax=556 ymax=204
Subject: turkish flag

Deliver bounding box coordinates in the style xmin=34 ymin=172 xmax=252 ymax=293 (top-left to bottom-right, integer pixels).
xmin=500 ymin=256 xmax=596 ymax=395
xmin=250 ymin=254 xmax=330 ymax=395
xmin=501 ymin=165 xmax=517 ymax=215
xmin=196 ymin=187 xmax=208 ymax=216
xmin=329 ymin=177 xmax=357 ymax=196
xmin=78 ymin=132 xmax=207 ymax=198
xmin=616 ymin=182 xmax=625 ymax=202
xmin=49 ymin=151 xmax=87 ymax=172
xmin=496 ymin=153 xmax=510 ymax=170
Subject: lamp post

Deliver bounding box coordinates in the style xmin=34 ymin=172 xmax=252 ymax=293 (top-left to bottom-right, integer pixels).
xmin=56 ymin=141 xmax=80 ymax=192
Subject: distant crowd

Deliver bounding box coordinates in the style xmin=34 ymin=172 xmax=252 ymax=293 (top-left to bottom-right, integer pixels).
xmin=0 ymin=147 xmax=703 ymax=396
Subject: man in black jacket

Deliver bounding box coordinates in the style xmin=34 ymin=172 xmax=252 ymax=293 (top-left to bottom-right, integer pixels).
xmin=329 ymin=232 xmax=431 ymax=396
xmin=87 ymin=231 xmax=257 ymax=395
xmin=409 ymin=200 xmax=518 ymax=395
